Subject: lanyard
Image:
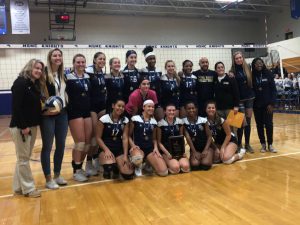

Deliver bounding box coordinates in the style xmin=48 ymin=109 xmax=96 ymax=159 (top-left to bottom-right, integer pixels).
xmin=187 ymin=117 xmax=197 ymax=137
xmin=74 ymin=72 xmax=87 ymax=92
xmin=141 ymin=115 xmax=151 ymax=136
xmin=166 ymin=117 xmax=176 ymax=136
xmin=54 ymin=76 xmax=61 ymax=96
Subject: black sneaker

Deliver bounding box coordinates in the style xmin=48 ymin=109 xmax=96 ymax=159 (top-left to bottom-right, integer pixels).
xmin=245 ymin=144 xmax=254 ymax=154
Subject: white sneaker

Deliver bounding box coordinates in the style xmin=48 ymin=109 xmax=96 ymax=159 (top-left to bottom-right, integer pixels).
xmin=54 ymin=176 xmax=67 ymax=185
xmin=73 ymin=169 xmax=88 ymax=182
xmin=238 ymin=148 xmax=246 ymax=160
xmin=269 ymin=145 xmax=277 ymax=153
xmin=45 ymin=179 xmax=59 ymax=189
xmin=260 ymin=144 xmax=267 ymax=153
xmin=85 ymin=160 xmax=98 ymax=177
xmin=135 ymin=166 xmax=143 ymax=177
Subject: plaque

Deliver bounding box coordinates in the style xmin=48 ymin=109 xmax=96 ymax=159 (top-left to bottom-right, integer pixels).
xmin=168 ymin=135 xmax=185 ymax=160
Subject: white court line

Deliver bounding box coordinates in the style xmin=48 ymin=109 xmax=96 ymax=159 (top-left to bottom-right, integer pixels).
xmin=1 ymin=151 xmax=300 ymax=199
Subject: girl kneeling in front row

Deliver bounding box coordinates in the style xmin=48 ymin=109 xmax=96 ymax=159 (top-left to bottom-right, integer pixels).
xmin=157 ymin=103 xmax=190 ymax=174
xmin=129 ymin=100 xmax=168 ymax=177
xmin=96 ymin=99 xmax=134 ymax=180
xmin=183 ymin=102 xmax=214 ymax=171
xmin=206 ymin=101 xmax=246 ymax=164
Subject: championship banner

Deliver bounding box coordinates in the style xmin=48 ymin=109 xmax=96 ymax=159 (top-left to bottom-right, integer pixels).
xmin=0 ymin=0 xmax=6 ymax=35
xmin=10 ymin=0 xmax=30 ymax=34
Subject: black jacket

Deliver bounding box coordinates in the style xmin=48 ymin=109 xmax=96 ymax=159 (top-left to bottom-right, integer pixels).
xmin=9 ymin=76 xmax=42 ymax=129
xmin=252 ymin=69 xmax=277 ymax=108
xmin=213 ymin=74 xmax=240 ymax=110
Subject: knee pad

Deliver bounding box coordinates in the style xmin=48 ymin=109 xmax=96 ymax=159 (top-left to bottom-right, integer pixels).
xmin=84 ymin=143 xmax=91 ymax=152
xmin=223 ymin=156 xmax=235 ymax=164
xmin=90 ymin=137 xmax=97 ymax=147
xmin=246 ymin=117 xmax=251 ymax=126
xmin=121 ymin=173 xmax=134 ymax=180
xmin=168 ymin=167 xmax=180 ymax=174
xmin=191 ymin=165 xmax=200 ymax=171
xmin=180 ymin=167 xmax=190 ymax=173
xmin=200 ymin=164 xmax=212 ymax=171
xmin=130 ymin=155 xmax=143 ymax=166
xmin=157 ymin=170 xmax=168 ymax=177
xmin=74 ymin=142 xmax=85 ymax=151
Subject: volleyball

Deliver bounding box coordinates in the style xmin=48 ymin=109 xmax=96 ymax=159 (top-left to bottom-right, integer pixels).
xmin=45 ymin=96 xmax=63 ymax=113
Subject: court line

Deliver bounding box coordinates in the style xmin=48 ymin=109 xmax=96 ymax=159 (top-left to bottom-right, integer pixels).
xmin=1 ymin=151 xmax=300 ymax=199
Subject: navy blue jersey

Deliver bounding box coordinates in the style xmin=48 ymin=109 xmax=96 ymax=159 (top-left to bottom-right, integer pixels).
xmin=65 ymin=72 xmax=91 ymax=112
xmin=85 ymin=65 xmax=107 ymax=111
xmin=234 ymin=65 xmax=255 ymax=101
xmin=160 ymin=74 xmax=180 ymax=108
xmin=207 ymin=118 xmax=235 ymax=145
xmin=100 ymin=114 xmax=129 ymax=153
xmin=180 ymin=73 xmax=197 ymax=106
xmin=140 ymin=67 xmax=162 ymax=99
xmin=105 ymin=73 xmax=125 ymax=110
xmin=131 ymin=115 xmax=157 ymax=151
xmin=183 ymin=116 xmax=207 ymax=152
xmin=158 ymin=117 xmax=182 ymax=150
xmin=122 ymin=65 xmax=140 ymax=102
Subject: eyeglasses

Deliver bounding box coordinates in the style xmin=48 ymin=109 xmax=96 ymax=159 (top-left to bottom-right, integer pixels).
xmin=141 ymin=83 xmax=150 ymax=86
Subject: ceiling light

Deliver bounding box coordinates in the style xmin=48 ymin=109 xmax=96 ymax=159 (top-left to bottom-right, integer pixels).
xmin=215 ymin=0 xmax=244 ymax=2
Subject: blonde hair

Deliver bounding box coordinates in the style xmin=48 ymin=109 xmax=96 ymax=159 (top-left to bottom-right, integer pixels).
xmin=19 ymin=59 xmax=48 ymax=98
xmin=109 ymin=57 xmax=120 ymax=74
xmin=231 ymin=51 xmax=252 ymax=88
xmin=46 ymin=48 xmax=65 ymax=86
xmin=165 ymin=60 xmax=180 ymax=85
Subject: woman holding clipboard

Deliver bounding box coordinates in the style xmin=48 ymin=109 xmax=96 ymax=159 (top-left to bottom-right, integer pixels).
xmin=206 ymin=101 xmax=246 ymax=165
xmin=157 ymin=103 xmax=190 ymax=174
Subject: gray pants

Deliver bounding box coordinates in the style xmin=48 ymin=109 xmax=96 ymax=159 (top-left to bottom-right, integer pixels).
xmin=10 ymin=126 xmax=38 ymax=194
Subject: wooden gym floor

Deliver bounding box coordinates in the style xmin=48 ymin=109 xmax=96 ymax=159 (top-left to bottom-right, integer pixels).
xmin=0 ymin=113 xmax=300 ymax=225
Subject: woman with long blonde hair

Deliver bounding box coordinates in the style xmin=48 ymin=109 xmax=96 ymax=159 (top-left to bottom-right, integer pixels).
xmin=230 ymin=51 xmax=255 ymax=153
xmin=40 ymin=48 xmax=69 ymax=189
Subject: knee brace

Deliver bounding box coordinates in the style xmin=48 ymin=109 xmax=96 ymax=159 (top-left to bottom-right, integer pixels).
xmin=130 ymin=155 xmax=143 ymax=167
xmin=180 ymin=167 xmax=190 ymax=173
xmin=191 ymin=165 xmax=200 ymax=171
xmin=200 ymin=164 xmax=212 ymax=171
xmin=74 ymin=142 xmax=85 ymax=151
xmin=90 ymin=137 xmax=97 ymax=147
xmin=246 ymin=117 xmax=251 ymax=126
xmin=156 ymin=169 xmax=168 ymax=177
xmin=103 ymin=164 xmax=113 ymax=179
xmin=121 ymin=173 xmax=134 ymax=180
xmin=84 ymin=143 xmax=91 ymax=153
xmin=223 ymin=156 xmax=235 ymax=164
xmin=168 ymin=167 xmax=180 ymax=174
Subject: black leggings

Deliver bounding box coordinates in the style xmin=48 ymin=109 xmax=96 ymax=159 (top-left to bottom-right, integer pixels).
xmin=253 ymin=107 xmax=273 ymax=145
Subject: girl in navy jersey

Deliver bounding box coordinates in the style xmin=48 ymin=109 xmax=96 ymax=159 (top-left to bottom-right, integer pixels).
xmin=159 ymin=60 xmax=180 ymax=118
xmin=179 ymin=60 xmax=197 ymax=118
xmin=206 ymin=101 xmax=246 ymax=165
xmin=140 ymin=46 xmax=162 ymax=118
xmin=85 ymin=52 xmax=107 ymax=176
xmin=183 ymin=102 xmax=213 ymax=170
xmin=129 ymin=100 xmax=168 ymax=177
xmin=122 ymin=50 xmax=140 ymax=102
xmin=105 ymin=57 xmax=125 ymax=114
xmin=65 ymin=54 xmax=92 ymax=182
xmin=157 ymin=104 xmax=190 ymax=174
xmin=96 ymin=99 xmax=134 ymax=180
